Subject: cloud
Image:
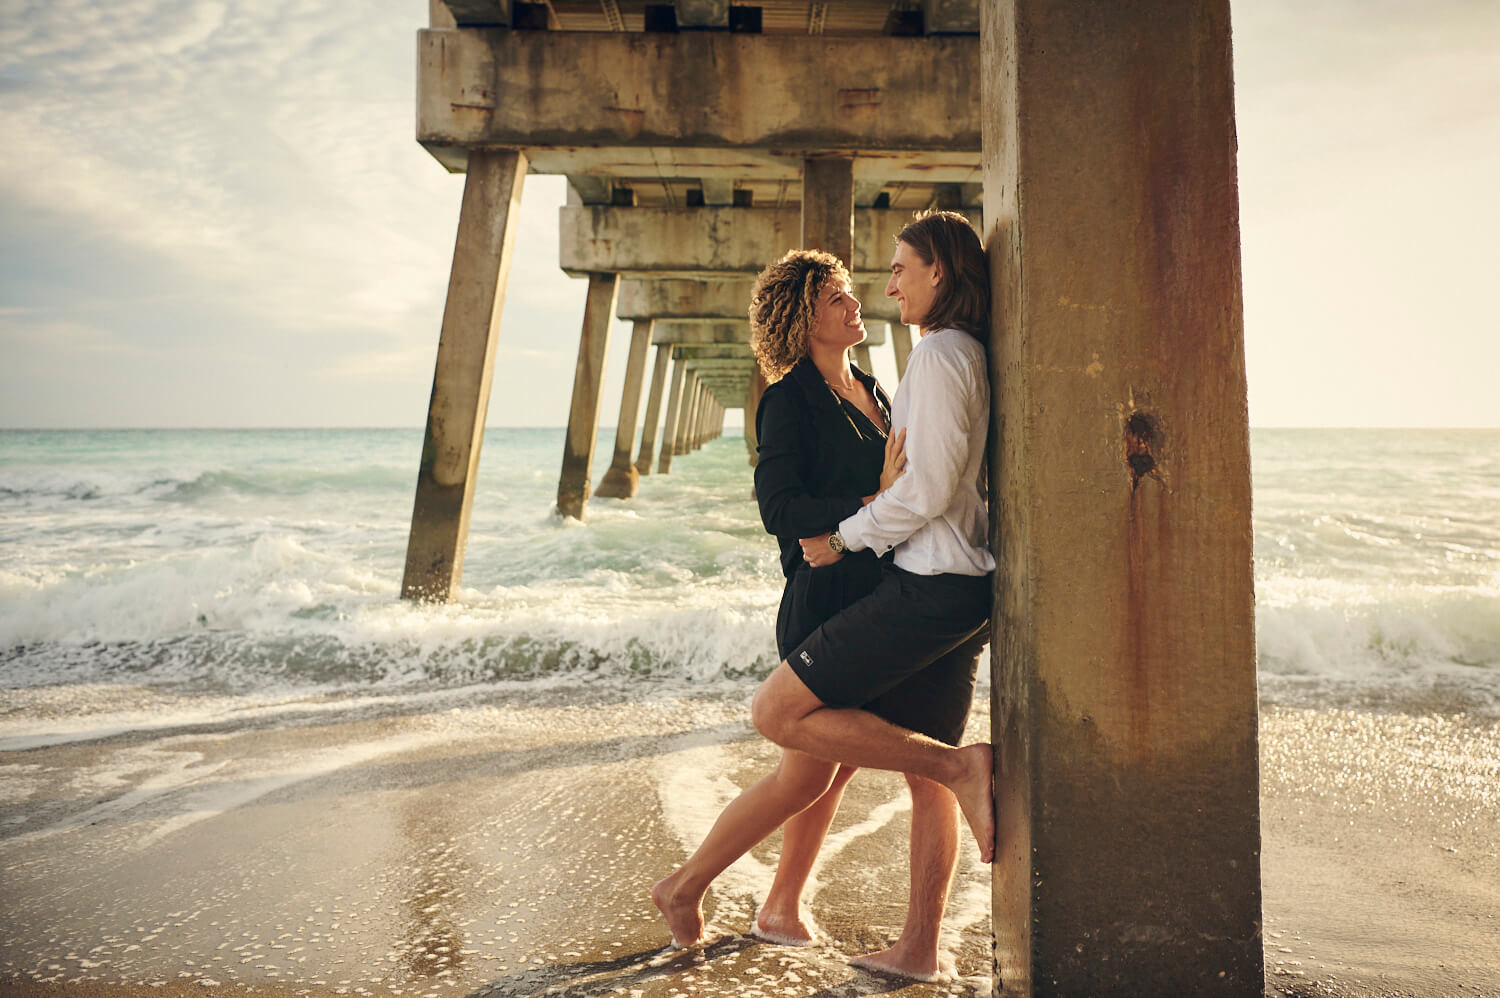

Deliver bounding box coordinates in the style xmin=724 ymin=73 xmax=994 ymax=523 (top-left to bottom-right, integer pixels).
xmin=0 ymin=0 xmax=464 ymax=335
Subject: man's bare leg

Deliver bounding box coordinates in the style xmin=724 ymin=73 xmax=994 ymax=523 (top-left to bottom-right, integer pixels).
xmin=751 ymin=662 xmax=995 ymax=863
xmin=851 ymin=775 xmax=959 ymax=981
xmin=754 ymin=763 xmax=858 ymax=944
xmin=652 ymin=749 xmax=839 ymax=947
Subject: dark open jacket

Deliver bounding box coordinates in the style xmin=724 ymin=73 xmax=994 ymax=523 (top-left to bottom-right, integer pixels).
xmin=754 ymin=356 xmax=891 ymax=657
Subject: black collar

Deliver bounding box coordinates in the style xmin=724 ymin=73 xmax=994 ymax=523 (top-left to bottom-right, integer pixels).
xmin=786 ymin=356 xmax=882 ymax=412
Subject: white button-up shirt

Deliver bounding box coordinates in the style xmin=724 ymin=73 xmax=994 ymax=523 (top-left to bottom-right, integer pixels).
xmin=837 ymin=327 xmax=995 ymax=577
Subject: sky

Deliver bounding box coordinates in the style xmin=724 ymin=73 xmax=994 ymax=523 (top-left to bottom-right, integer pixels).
xmin=1 ymin=0 xmax=1496 ymax=429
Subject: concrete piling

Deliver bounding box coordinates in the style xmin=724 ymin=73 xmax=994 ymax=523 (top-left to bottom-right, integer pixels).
xmin=890 ymin=321 xmax=913 ymax=380
xmin=635 ymin=344 xmax=672 ymax=476
xmin=657 ymin=359 xmax=688 ymax=475
xmin=682 ymin=378 xmax=702 ymax=453
xmin=801 ymin=157 xmax=855 ymax=268
xmin=981 ymin=1 xmax=1262 ymax=993
xmin=744 ymin=369 xmax=767 ymax=466
xmin=555 ymin=272 xmax=619 ymax=520
xmin=595 ymin=319 xmax=654 ymax=499
xmin=401 ymin=149 xmax=526 ymax=602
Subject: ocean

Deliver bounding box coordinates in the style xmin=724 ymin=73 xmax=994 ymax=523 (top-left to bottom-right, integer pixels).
xmin=2 ymin=427 xmax=1498 ymax=747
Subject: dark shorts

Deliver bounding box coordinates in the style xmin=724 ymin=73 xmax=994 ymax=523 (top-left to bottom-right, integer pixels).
xmin=788 ymin=564 xmax=992 ymax=746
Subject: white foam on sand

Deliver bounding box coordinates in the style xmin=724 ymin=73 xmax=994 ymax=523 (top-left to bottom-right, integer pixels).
xmin=135 ymin=732 xmax=445 ymax=848
xmin=11 ymin=727 xmax=452 ymax=850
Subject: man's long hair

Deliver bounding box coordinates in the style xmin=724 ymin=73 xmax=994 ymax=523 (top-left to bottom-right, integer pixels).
xmin=897 ymin=210 xmax=989 ymax=340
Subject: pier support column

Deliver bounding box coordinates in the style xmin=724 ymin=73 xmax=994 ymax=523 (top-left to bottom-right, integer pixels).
xmin=555 ymin=272 xmax=619 ymax=520
xmin=681 ymin=377 xmax=703 ymax=454
xmin=402 ymin=149 xmax=526 ymax=602
xmin=890 ymin=321 xmax=913 ymax=380
xmin=981 ymin=2 xmax=1262 ymax=994
xmin=595 ymin=319 xmax=654 ymax=499
xmin=852 ymin=342 xmax=873 ymax=373
xmin=745 ymin=370 xmax=768 ymax=465
xmin=658 ymin=359 xmax=689 ymax=474
xmin=802 ymin=157 xmax=855 ymax=267
xmin=635 ymin=344 xmax=672 ymax=476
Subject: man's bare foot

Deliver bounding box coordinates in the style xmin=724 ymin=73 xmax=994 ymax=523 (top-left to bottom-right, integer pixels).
xmin=951 ymin=743 xmax=996 ymax=863
xmin=651 ymin=872 xmax=705 ymax=948
xmin=751 ymin=906 xmax=816 ymax=946
xmin=851 ymin=946 xmax=953 ymax=984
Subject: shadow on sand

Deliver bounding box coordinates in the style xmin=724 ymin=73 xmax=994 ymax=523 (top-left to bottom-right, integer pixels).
xmin=458 ymin=934 xmax=924 ymax=997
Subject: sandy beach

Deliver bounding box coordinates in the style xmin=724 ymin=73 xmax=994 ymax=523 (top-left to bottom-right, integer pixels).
xmin=1 ymin=686 xmax=1497 ymax=998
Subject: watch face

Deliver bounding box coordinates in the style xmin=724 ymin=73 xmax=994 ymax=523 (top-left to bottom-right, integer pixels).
xmin=828 ymin=533 xmax=845 ymax=553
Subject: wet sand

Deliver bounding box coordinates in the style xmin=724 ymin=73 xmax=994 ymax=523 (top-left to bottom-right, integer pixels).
xmin=1 ymin=687 xmax=1497 ymax=997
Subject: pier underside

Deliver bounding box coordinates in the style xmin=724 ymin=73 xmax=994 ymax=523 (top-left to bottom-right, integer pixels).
xmin=400 ymin=3 xmax=1263 ymax=994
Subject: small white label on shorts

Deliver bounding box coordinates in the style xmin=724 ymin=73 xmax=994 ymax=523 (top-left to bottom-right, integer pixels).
xmin=800 ymin=651 xmax=813 ymax=665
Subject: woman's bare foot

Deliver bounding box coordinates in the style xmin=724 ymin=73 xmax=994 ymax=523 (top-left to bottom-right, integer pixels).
xmin=651 ymin=872 xmax=706 ymax=948
xmin=950 ymin=743 xmax=996 ymax=863
xmin=751 ymin=905 xmax=816 ymax=946
xmin=851 ymin=945 xmax=953 ymax=983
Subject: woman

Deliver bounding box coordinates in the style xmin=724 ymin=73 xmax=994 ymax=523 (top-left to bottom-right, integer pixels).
xmin=652 ymin=248 xmax=906 ymax=949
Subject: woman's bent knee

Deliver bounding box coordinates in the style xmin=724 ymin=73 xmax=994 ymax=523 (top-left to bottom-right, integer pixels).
xmin=774 ymin=757 xmax=838 ymax=806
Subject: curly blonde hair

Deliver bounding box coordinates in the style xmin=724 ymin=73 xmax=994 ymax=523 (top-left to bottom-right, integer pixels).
xmin=748 ymin=249 xmax=849 ymax=382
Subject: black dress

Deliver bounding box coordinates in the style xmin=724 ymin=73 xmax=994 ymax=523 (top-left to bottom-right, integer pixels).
xmin=754 ymin=356 xmax=892 ymax=658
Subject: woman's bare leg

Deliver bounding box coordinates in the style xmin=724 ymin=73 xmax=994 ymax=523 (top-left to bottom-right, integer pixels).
xmin=754 ymin=763 xmax=858 ymax=943
xmin=652 ymin=749 xmax=840 ymax=947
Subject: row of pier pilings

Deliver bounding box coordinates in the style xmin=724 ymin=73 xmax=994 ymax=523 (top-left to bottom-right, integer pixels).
xmin=399 ymin=2 xmax=1263 ymax=994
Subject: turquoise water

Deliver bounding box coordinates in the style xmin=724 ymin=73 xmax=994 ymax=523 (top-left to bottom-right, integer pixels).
xmin=2 ymin=427 xmax=1498 ymax=734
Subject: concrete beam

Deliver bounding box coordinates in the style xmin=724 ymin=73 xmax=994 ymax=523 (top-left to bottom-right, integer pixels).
xmin=700 ymin=179 xmax=735 ymax=206
xmin=679 ymin=358 xmax=752 ymax=372
xmin=417 ymin=30 xmax=981 ymax=180
xmin=566 ymin=174 xmax=614 ymax=205
xmin=650 ymin=317 xmax=885 ymax=348
xmin=676 ymin=0 xmax=728 ymax=28
xmin=652 ymin=321 xmax=743 ymax=346
xmin=437 ymin=0 xmax=510 ymax=27
xmin=923 ymin=0 xmax=978 ymax=34
xmin=670 ymin=344 xmax=752 ymax=361
xmin=562 ymin=206 xmax=973 ymax=280
xmin=617 ymin=278 xmax=903 ymax=324
xmin=982 ymin=0 xmax=1262 ymax=992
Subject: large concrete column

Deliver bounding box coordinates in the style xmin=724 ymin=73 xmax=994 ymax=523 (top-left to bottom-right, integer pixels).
xmin=890 ymin=321 xmax=913 ymax=380
xmin=801 ymin=157 xmax=855 ymax=267
xmin=982 ymin=2 xmax=1262 ymax=994
xmin=635 ymin=344 xmax=672 ymax=476
xmin=402 ymin=150 xmax=526 ymax=602
xmin=657 ymin=359 xmax=689 ymax=474
xmin=852 ymin=342 xmax=873 ymax=373
xmin=595 ymin=319 xmax=654 ymax=499
xmin=555 ymin=272 xmax=619 ymax=520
